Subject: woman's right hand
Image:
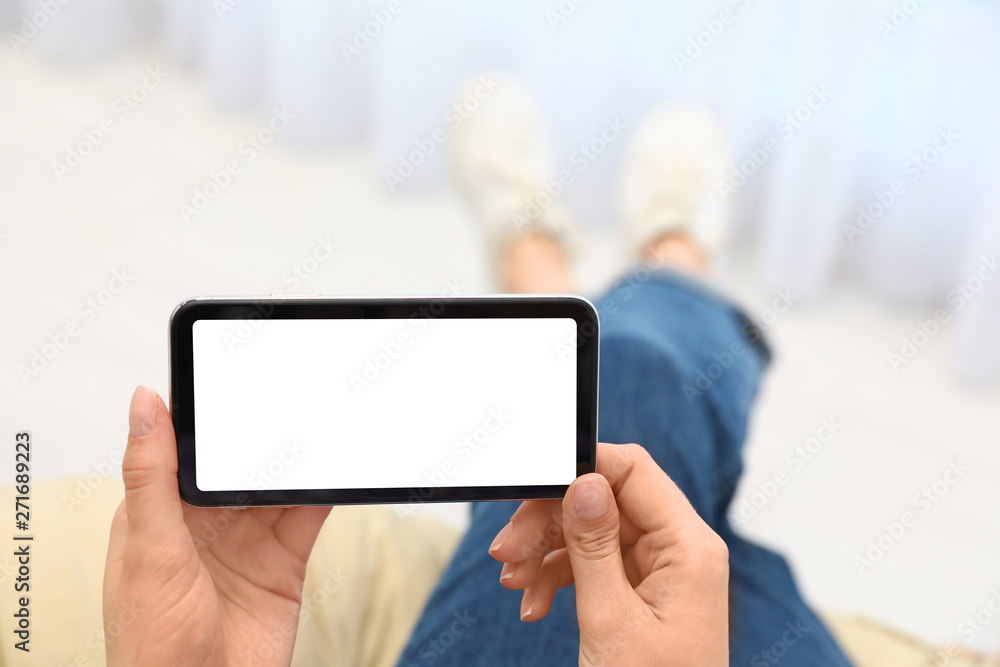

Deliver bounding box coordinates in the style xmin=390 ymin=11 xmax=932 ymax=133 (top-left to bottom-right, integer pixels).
xmin=489 ymin=443 xmax=730 ymax=666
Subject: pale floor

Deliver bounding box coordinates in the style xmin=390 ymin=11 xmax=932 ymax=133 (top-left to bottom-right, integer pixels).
xmin=2 ymin=47 xmax=999 ymax=652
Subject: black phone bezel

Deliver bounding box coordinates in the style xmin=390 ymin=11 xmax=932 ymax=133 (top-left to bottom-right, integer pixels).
xmin=169 ymin=295 xmax=599 ymax=507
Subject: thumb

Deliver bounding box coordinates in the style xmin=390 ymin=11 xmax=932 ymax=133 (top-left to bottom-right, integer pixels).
xmin=562 ymin=473 xmax=632 ymax=623
xmin=121 ymin=386 xmax=186 ymax=537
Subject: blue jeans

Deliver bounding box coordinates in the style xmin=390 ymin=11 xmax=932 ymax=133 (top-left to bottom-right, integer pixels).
xmin=396 ymin=270 xmax=853 ymax=666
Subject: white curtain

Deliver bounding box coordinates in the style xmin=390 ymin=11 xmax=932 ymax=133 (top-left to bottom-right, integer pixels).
xmin=5 ymin=0 xmax=999 ymax=380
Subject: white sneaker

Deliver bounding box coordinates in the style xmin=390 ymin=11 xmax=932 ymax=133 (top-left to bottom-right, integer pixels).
xmin=620 ymin=103 xmax=732 ymax=261
xmin=449 ymin=72 xmax=583 ymax=272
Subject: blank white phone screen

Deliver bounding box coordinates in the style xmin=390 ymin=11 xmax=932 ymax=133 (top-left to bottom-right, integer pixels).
xmin=192 ymin=318 xmax=578 ymax=491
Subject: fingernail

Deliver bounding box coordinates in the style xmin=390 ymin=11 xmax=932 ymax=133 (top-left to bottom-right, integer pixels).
xmin=571 ymin=475 xmax=610 ymax=519
xmin=499 ymin=562 xmax=516 ymax=582
xmin=520 ymin=589 xmax=534 ymax=621
xmin=489 ymin=522 xmax=512 ymax=552
xmin=129 ymin=386 xmax=158 ymax=437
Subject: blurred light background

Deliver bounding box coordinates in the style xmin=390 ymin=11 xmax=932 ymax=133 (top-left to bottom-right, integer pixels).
xmin=2 ymin=0 xmax=999 ymax=655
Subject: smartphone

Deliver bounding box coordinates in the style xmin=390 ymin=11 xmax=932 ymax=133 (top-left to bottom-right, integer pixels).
xmin=169 ymin=295 xmax=599 ymax=507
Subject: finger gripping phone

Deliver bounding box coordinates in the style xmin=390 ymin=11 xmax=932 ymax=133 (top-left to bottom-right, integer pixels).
xmin=169 ymin=295 xmax=599 ymax=507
